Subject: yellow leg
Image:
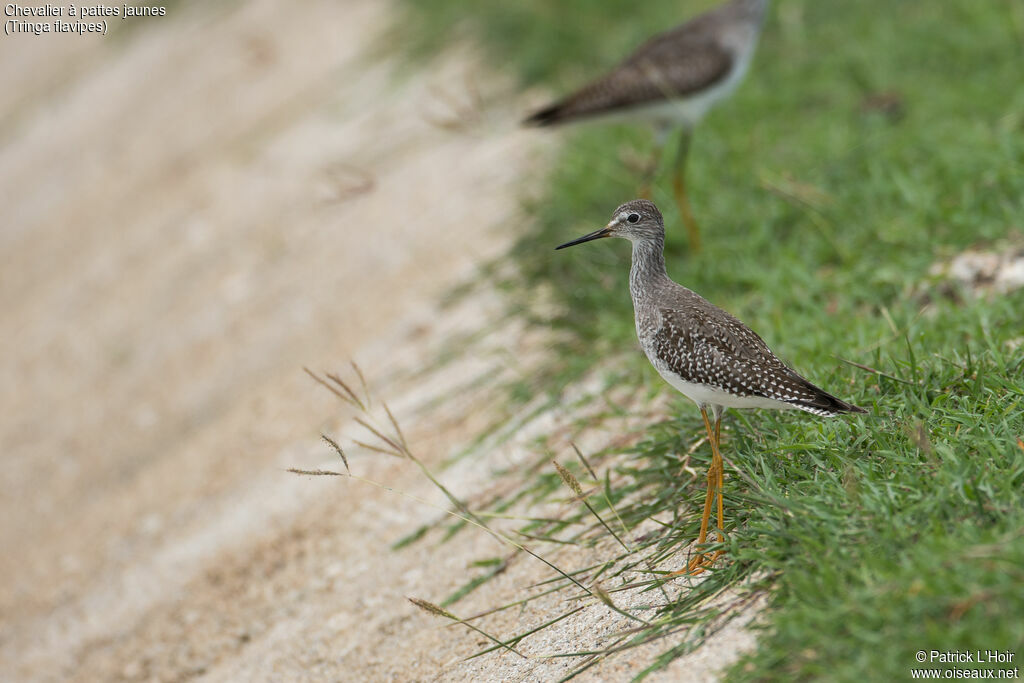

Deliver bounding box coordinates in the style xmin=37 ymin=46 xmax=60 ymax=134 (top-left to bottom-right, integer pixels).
xmin=694 ymin=452 xmax=716 ymax=550
xmin=672 ymin=130 xmax=701 ymax=253
xmin=667 ymin=408 xmax=730 ymax=578
xmin=664 ymin=407 xmax=721 ymax=576
xmin=715 ymin=416 xmax=724 ymax=541
xmin=668 ymin=466 xmax=715 ymax=577
xmin=686 ymin=410 xmax=728 ymax=574
xmin=709 ymin=415 xmax=725 ymax=566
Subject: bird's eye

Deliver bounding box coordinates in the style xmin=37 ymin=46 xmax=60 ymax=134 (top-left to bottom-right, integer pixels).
xmin=627 ymin=213 xmax=640 ymax=224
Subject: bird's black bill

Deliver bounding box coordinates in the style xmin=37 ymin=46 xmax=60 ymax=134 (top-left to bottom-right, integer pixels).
xmin=555 ymin=227 xmax=612 ymax=250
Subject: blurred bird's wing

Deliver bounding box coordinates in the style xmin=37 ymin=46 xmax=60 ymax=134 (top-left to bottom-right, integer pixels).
xmin=525 ymin=32 xmax=732 ymax=126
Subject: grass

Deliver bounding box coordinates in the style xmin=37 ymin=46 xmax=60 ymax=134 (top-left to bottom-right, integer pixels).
xmin=383 ymin=0 xmax=1024 ymax=679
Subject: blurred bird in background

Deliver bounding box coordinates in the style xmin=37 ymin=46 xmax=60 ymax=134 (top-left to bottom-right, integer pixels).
xmin=526 ymin=0 xmax=769 ymax=252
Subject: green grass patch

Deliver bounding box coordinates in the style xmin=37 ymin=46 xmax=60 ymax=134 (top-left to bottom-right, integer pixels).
xmin=393 ymin=0 xmax=1024 ymax=679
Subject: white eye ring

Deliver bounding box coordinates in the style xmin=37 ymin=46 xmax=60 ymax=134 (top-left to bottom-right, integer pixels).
xmin=627 ymin=213 xmax=640 ymax=224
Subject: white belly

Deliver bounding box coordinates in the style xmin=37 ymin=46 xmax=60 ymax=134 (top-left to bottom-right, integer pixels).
xmin=655 ymin=366 xmax=794 ymax=412
xmin=635 ymin=76 xmax=742 ymax=128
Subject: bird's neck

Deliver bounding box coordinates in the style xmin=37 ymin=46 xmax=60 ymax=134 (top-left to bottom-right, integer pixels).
xmin=744 ymin=0 xmax=769 ymax=18
xmin=732 ymin=0 xmax=769 ymax=21
xmin=629 ymin=238 xmax=669 ymax=301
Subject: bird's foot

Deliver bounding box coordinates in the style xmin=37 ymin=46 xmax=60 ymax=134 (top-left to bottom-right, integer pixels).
xmin=665 ymin=540 xmax=724 ymax=577
xmin=685 ymin=548 xmax=724 ymax=575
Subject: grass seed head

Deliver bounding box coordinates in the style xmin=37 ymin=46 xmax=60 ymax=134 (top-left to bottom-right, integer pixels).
xmin=553 ymin=460 xmax=584 ymax=497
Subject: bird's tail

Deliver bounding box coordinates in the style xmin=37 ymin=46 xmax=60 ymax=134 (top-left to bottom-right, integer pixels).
xmin=792 ymin=379 xmax=868 ymax=417
xmin=523 ymin=103 xmax=566 ymax=127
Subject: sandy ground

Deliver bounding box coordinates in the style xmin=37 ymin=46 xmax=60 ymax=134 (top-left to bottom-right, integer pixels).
xmin=0 ymin=2 xmax=762 ymax=680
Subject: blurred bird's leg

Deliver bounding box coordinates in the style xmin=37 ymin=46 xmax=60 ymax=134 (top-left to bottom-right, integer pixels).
xmin=672 ymin=128 xmax=701 ymax=252
xmin=638 ymin=125 xmax=671 ymax=199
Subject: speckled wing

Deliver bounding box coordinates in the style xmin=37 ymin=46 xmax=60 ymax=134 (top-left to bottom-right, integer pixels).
xmin=525 ymin=33 xmax=732 ymax=126
xmin=653 ymin=306 xmax=865 ymax=416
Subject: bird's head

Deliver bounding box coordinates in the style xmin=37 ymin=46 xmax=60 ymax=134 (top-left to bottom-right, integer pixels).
xmin=555 ymin=199 xmax=665 ymax=250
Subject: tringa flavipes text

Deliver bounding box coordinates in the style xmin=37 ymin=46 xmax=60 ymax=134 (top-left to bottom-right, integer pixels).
xmin=527 ymin=0 xmax=769 ymax=252
xmin=556 ymin=199 xmax=865 ymax=573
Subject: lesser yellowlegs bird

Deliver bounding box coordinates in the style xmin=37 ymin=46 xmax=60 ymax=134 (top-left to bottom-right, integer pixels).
xmin=526 ymin=0 xmax=769 ymax=252
xmin=556 ymin=199 xmax=865 ymax=572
